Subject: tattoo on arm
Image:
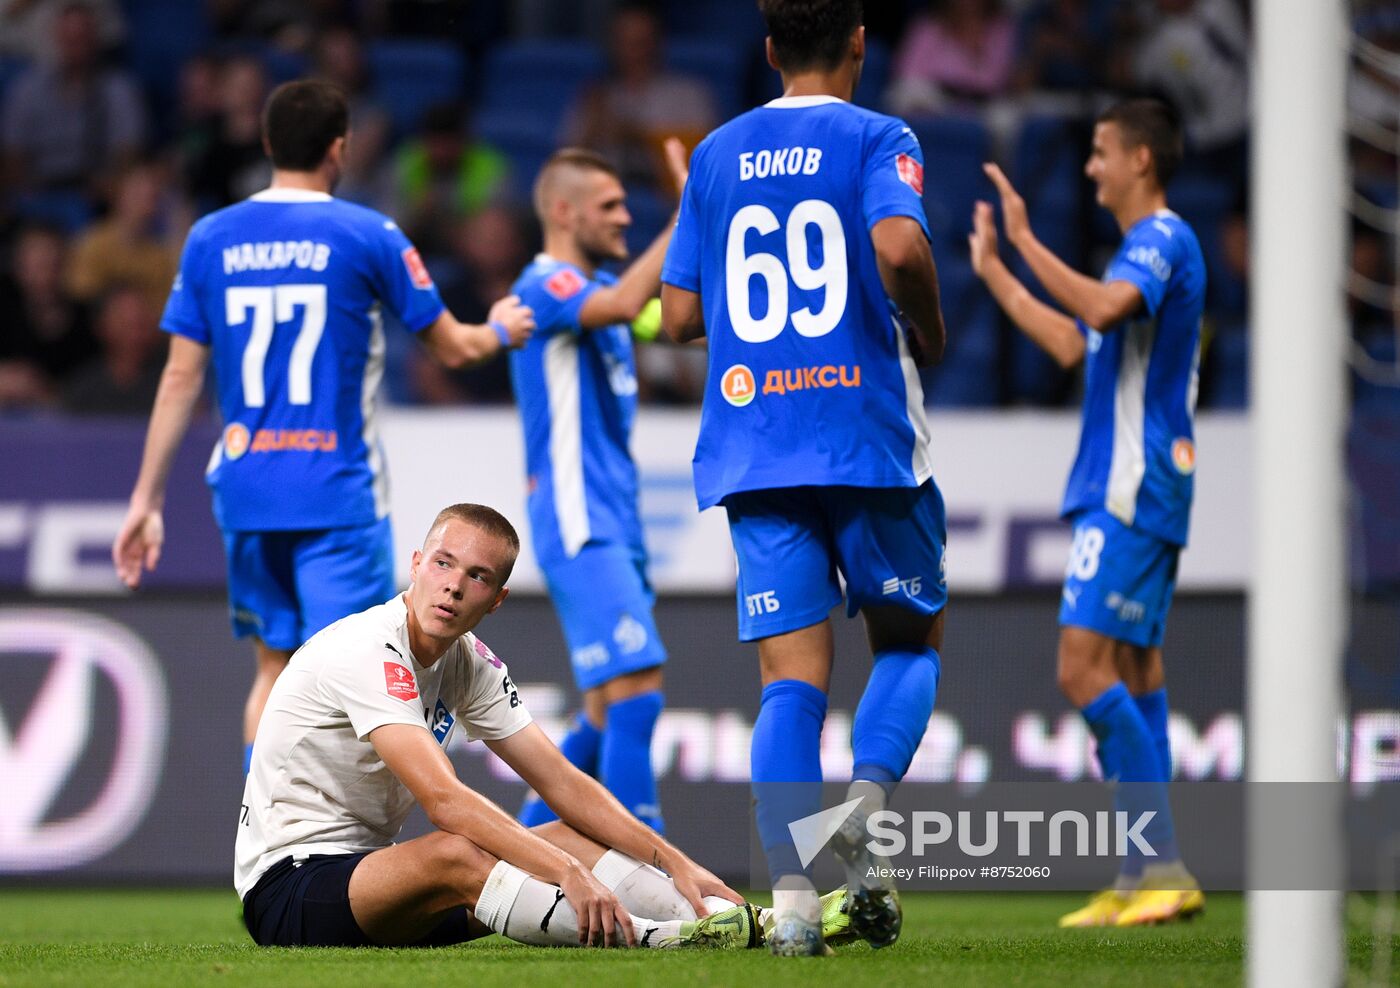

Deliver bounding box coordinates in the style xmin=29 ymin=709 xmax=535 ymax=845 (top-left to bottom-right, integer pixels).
xmin=651 ymin=848 xmax=661 ymax=869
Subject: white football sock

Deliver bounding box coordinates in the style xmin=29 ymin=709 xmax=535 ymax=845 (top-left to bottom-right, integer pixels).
xmin=592 ymin=849 xmax=697 ymax=920
xmin=771 ymin=875 xmax=820 ymax=925
xmin=475 ymin=860 xmax=684 ymax=948
xmin=702 ymin=895 xmax=739 ymax=916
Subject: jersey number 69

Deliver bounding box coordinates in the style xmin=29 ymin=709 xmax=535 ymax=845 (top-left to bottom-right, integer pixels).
xmin=726 ymin=199 xmax=848 ymax=343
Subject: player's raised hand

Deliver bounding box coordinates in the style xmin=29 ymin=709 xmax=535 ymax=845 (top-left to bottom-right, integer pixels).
xmin=112 ymin=507 xmax=164 ymax=589
xmin=968 ymin=200 xmax=1000 ymax=278
xmin=668 ymin=858 xmax=743 ymax=918
xmin=661 ymin=137 xmax=689 ymax=197
xmin=982 ymin=162 xmax=1031 ymax=247
xmin=559 ymin=864 xmax=636 ymax=947
xmin=487 ymin=294 xmax=535 ymax=349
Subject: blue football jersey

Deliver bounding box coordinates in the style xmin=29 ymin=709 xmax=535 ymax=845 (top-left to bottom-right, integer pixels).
xmin=509 ymin=255 xmax=644 ymax=562
xmin=162 ymin=188 xmax=445 ymax=532
xmin=661 ymin=95 xmax=935 ymax=510
xmin=1061 ymin=209 xmax=1206 ymax=546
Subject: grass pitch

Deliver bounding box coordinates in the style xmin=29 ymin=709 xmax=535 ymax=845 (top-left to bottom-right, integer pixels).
xmin=0 ymin=889 xmax=1394 ymax=986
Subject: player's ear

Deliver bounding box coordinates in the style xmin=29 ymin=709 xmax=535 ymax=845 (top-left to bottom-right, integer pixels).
xmin=488 ymin=585 xmax=510 ymax=614
xmin=1132 ymin=143 xmax=1153 ymax=180
xmin=764 ymin=36 xmax=779 ymax=73
xmin=852 ymin=24 xmax=865 ymax=64
xmin=409 ymin=548 xmax=422 ymax=580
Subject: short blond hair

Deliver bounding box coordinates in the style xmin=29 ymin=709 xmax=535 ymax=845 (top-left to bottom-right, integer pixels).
xmin=424 ymin=503 xmax=520 ymax=585
xmin=532 ymin=147 xmax=620 ymax=221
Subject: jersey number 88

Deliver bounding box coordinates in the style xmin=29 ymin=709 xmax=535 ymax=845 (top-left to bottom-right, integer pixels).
xmin=725 ymin=199 xmax=848 ymax=343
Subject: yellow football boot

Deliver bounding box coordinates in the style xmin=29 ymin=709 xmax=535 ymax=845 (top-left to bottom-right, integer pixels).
xmin=1058 ymin=888 xmax=1131 ymax=927
xmin=1114 ymin=886 xmax=1205 ymax=926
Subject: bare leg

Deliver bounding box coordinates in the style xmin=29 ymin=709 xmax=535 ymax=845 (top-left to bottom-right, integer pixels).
xmin=757 ymin=618 xmax=833 ymax=689
xmin=1116 ymin=644 xmax=1165 ymax=696
xmin=244 ymin=641 xmax=293 ymax=743
xmin=1056 ymin=625 xmax=1124 ymax=707
xmin=347 ymin=831 xmax=496 ymax=945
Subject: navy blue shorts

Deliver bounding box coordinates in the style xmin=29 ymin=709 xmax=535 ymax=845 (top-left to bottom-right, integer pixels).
xmin=242 ymin=853 xmax=478 ymax=947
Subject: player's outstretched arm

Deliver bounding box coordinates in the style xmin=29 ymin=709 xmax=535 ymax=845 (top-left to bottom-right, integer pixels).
xmin=113 ymin=335 xmax=209 ymax=589
xmin=371 ymin=722 xmax=636 ymax=946
xmin=578 ymin=138 xmax=691 ymax=332
xmin=872 ymin=215 xmax=946 ymax=366
xmin=969 ymin=201 xmax=1084 ymax=369
xmin=489 ymin=723 xmax=742 ymax=917
xmin=419 ymin=295 xmax=535 ymax=369
xmin=982 ymin=163 xmax=1141 ymax=331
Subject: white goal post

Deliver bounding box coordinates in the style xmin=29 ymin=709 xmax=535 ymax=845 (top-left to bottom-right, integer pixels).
xmin=1248 ymin=0 xmax=1347 ymax=984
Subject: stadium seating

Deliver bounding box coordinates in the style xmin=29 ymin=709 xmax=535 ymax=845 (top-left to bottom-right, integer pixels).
xmin=479 ymin=40 xmax=604 ymax=139
xmin=119 ymin=0 xmax=209 ymax=112
xmin=1005 ymin=256 xmax=1074 ymax=405
xmin=661 ymin=0 xmax=767 ymax=42
xmin=921 ymin=254 xmax=1002 ymax=406
xmin=666 ymin=37 xmax=748 ymax=120
xmin=1207 ymin=323 xmax=1248 ymax=409
xmin=368 ymin=39 xmax=468 ymax=137
xmin=911 ymin=115 xmax=992 ymax=246
xmin=623 ymin=185 xmax=672 ymax=256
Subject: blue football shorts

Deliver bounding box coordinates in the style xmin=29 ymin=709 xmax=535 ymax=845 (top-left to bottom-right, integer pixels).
xmin=223 ymin=516 xmax=396 ymax=651
xmin=1058 ymin=509 xmax=1181 ymax=648
xmin=540 ymin=541 xmax=667 ymax=692
xmin=723 ymin=481 xmax=949 ymax=642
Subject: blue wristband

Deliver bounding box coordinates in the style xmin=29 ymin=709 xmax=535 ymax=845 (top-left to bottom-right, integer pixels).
xmin=490 ymin=320 xmax=511 ymax=347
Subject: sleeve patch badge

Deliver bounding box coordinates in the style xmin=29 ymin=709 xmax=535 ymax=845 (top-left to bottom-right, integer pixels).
xmin=472 ymin=636 xmax=503 ymax=669
xmin=545 ymin=268 xmax=586 ymax=301
xmin=896 ymin=153 xmax=924 ymax=195
xmin=384 ymin=661 xmax=419 ymax=701
xmin=401 ymin=246 xmax=434 ymax=289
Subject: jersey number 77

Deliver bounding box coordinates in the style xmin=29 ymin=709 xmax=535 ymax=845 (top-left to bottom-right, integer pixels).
xmin=226 ymin=284 xmax=328 ymax=407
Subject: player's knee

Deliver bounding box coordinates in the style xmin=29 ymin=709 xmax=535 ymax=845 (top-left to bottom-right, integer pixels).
xmin=600 ymin=666 xmax=663 ymax=704
xmin=420 ymin=832 xmax=495 ymax=888
xmin=1056 ymin=642 xmax=1093 ymax=699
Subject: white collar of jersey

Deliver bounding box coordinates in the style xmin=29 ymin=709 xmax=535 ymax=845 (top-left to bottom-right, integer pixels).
xmin=765 ymin=94 xmax=846 ymax=108
xmin=249 ymin=188 xmax=334 ymax=203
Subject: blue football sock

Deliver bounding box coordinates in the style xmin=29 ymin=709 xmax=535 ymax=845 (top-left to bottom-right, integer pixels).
xmin=1134 ymin=688 xmax=1173 ymax=782
xmin=243 ymin=742 xmax=253 ymax=774
xmin=520 ymin=713 xmax=602 ymax=826
xmin=851 ymin=646 xmax=941 ymax=796
xmin=1081 ymin=682 xmax=1178 ymax=875
xmin=599 ymin=691 xmax=665 ymax=832
xmin=751 ymin=679 xmax=828 ymax=885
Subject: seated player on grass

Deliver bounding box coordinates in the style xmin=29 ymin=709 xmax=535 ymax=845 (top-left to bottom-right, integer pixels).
xmin=235 ymin=502 xmax=762 ymax=950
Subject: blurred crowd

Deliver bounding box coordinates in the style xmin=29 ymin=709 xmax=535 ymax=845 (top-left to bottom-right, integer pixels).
xmin=0 ymin=0 xmax=1392 ymax=417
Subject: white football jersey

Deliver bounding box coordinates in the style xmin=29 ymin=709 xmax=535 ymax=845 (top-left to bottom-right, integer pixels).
xmin=234 ymin=594 xmax=531 ymax=898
